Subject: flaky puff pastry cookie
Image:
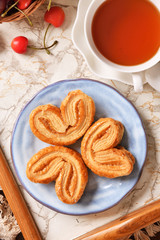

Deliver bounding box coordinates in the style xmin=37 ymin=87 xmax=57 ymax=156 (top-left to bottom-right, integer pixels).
xmin=26 ymin=146 xmax=88 ymax=204
xmin=29 ymin=90 xmax=95 ymax=145
xmin=81 ymin=118 xmax=135 ymax=178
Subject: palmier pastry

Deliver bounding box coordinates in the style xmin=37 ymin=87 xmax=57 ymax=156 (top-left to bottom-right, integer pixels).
xmin=26 ymin=146 xmax=88 ymax=204
xmin=29 ymin=90 xmax=95 ymax=145
xmin=81 ymin=118 xmax=135 ymax=178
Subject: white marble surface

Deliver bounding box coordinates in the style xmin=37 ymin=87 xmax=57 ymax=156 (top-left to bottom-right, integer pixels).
xmin=0 ymin=0 xmax=160 ymax=239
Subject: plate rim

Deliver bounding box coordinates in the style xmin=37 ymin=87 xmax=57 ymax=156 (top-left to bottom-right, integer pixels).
xmin=11 ymin=78 xmax=147 ymax=215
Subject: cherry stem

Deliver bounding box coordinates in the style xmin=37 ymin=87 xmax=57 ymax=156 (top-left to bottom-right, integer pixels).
xmin=47 ymin=0 xmax=52 ymax=11
xmin=44 ymin=23 xmax=52 ymax=55
xmin=1 ymin=0 xmax=20 ymax=17
xmin=14 ymin=6 xmax=33 ymax=26
xmin=27 ymin=40 xmax=58 ymax=51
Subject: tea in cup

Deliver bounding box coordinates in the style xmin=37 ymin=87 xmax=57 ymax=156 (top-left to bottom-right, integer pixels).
xmin=84 ymin=0 xmax=160 ymax=91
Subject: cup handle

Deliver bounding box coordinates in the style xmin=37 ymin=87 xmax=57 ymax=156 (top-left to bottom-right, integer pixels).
xmin=132 ymin=72 xmax=144 ymax=92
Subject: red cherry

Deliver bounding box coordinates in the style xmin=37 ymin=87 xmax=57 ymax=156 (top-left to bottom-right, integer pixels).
xmin=44 ymin=6 xmax=65 ymax=27
xmin=14 ymin=0 xmax=32 ymax=10
xmin=11 ymin=36 xmax=28 ymax=54
xmin=0 ymin=0 xmax=7 ymax=14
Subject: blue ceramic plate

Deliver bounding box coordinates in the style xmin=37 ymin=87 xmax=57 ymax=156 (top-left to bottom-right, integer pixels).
xmin=11 ymin=79 xmax=147 ymax=215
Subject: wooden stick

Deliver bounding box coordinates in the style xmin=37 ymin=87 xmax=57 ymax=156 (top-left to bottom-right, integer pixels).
xmin=74 ymin=198 xmax=160 ymax=240
xmin=0 ymin=147 xmax=42 ymax=240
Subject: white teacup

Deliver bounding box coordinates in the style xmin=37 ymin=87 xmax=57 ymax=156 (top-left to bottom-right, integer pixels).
xmin=84 ymin=0 xmax=160 ymax=91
